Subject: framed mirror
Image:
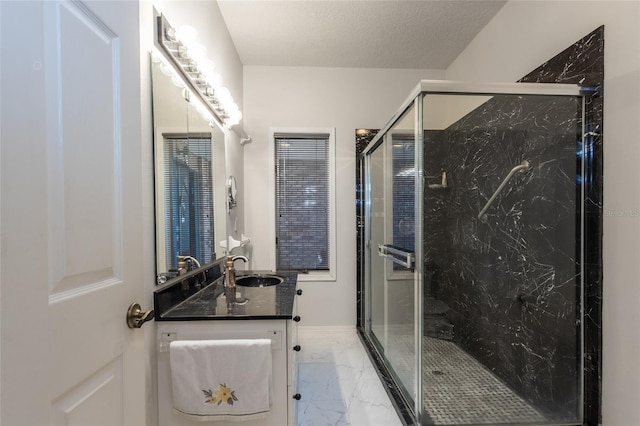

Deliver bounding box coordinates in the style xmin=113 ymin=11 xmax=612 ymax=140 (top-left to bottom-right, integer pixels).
xmin=151 ymin=56 xmax=227 ymax=283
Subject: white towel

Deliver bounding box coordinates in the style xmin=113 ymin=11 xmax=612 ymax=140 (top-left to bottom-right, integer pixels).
xmin=170 ymin=339 xmax=272 ymax=422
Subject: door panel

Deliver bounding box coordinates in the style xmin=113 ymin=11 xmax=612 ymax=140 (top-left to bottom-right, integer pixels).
xmin=51 ymin=358 xmax=124 ymax=426
xmin=366 ymin=103 xmax=418 ymax=407
xmin=46 ymin=0 xmax=122 ymax=298
xmin=1 ymin=1 xmax=144 ymax=424
xmin=369 ymin=144 xmax=386 ymax=343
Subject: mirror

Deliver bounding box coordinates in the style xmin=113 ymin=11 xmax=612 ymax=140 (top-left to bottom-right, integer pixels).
xmin=151 ymin=56 xmax=227 ymax=283
xmin=227 ymin=176 xmax=237 ymax=210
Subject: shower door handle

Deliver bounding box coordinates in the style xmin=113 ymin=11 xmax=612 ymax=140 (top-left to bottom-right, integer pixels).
xmin=377 ymin=244 xmax=414 ymax=269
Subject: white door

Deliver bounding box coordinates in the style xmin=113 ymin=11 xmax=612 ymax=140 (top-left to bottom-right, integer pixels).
xmin=1 ymin=1 xmax=146 ymax=424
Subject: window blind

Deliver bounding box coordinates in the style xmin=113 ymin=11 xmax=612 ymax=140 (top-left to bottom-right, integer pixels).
xmin=163 ymin=134 xmax=214 ymax=271
xmin=392 ymin=135 xmax=416 ymax=255
xmin=275 ymin=134 xmax=330 ymax=271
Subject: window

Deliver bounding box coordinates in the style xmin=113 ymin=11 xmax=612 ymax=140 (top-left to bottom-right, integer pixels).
xmin=162 ymin=134 xmax=214 ymax=271
xmin=392 ymin=134 xmax=415 ymax=254
xmin=391 ymin=134 xmax=416 ymax=272
xmin=272 ymin=130 xmax=335 ymax=280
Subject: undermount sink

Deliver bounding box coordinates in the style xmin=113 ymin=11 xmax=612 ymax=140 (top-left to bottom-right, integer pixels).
xmin=235 ymin=274 xmax=284 ymax=287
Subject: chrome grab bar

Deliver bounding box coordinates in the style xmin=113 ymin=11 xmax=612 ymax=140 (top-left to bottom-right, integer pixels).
xmin=478 ymin=160 xmax=531 ymax=223
xmin=377 ymin=244 xmax=414 ymax=269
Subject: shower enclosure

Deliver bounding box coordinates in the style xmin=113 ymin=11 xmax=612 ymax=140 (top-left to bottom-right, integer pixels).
xmin=359 ymin=81 xmax=593 ymax=425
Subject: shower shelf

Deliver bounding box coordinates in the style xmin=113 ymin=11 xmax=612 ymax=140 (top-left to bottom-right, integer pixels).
xmin=427 ymin=171 xmax=448 ymax=189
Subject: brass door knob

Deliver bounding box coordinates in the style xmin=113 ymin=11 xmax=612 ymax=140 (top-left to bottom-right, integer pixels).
xmin=126 ymin=303 xmax=154 ymax=328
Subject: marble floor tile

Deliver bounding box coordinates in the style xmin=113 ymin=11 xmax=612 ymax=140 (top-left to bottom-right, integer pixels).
xmin=296 ymin=327 xmax=403 ymax=426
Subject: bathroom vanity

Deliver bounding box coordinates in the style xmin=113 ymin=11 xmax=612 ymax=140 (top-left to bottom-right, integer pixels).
xmin=154 ymin=269 xmax=301 ymax=426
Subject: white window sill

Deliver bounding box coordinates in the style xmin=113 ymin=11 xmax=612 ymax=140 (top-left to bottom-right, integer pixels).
xmin=295 ymin=272 xmax=336 ymax=282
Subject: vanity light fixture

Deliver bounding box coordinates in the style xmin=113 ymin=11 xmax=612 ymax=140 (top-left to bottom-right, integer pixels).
xmin=152 ymin=53 xmax=214 ymax=124
xmin=156 ymin=14 xmax=242 ymax=128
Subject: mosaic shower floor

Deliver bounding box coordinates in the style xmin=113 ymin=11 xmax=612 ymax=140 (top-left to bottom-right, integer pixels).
xmin=377 ymin=330 xmax=547 ymax=425
xmin=422 ymin=336 xmax=546 ymax=425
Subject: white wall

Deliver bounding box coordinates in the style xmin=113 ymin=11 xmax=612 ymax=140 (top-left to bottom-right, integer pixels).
xmin=139 ymin=2 xmax=245 ymax=424
xmin=243 ymin=66 xmax=445 ymax=325
xmin=445 ymin=2 xmax=640 ymax=425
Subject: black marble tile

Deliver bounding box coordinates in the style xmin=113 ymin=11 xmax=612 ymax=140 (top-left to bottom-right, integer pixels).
xmin=154 ymin=258 xmax=225 ymax=317
xmin=154 ymin=263 xmax=299 ymax=320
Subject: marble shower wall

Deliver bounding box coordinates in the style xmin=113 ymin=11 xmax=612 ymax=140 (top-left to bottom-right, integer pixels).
xmin=425 ymin=95 xmax=583 ymax=421
xmin=424 ymin=27 xmax=603 ymax=421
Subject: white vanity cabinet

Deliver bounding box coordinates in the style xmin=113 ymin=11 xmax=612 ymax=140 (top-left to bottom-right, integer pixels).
xmin=157 ymin=318 xmax=300 ymax=426
xmin=153 ymin=268 xmax=301 ymax=425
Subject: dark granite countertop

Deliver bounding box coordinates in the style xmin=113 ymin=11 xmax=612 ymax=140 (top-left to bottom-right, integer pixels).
xmin=154 ymin=269 xmax=298 ymax=321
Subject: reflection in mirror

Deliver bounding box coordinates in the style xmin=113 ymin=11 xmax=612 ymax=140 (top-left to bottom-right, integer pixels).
xmin=151 ymin=56 xmax=227 ymax=284
xmin=227 ymin=175 xmax=237 ymax=210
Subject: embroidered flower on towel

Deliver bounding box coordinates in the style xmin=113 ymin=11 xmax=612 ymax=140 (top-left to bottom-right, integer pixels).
xmin=203 ymin=384 xmax=239 ymax=406
xmin=203 ymin=389 xmax=217 ymax=405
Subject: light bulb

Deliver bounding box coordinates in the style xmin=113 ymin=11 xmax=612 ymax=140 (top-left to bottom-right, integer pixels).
xmin=205 ymin=72 xmax=223 ymax=90
xmin=176 ymin=25 xmax=197 ymax=46
xmin=226 ymin=116 xmax=240 ymax=128
xmin=229 ymin=109 xmax=242 ymax=124
xmin=228 ymin=102 xmax=240 ymax=115
xmin=188 ymin=44 xmax=206 ymax=65
xmin=216 ymin=87 xmax=233 ymax=111
xmin=200 ymin=59 xmax=215 ymax=74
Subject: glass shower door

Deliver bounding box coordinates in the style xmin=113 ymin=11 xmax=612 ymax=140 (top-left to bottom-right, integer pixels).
xmin=360 ymin=81 xmax=589 ymax=425
xmin=418 ymin=87 xmax=586 ymax=425
xmin=366 ymin=102 xmax=420 ymax=411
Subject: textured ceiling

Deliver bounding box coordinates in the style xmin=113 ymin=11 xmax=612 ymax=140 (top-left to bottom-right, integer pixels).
xmin=217 ymin=0 xmax=507 ymax=69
